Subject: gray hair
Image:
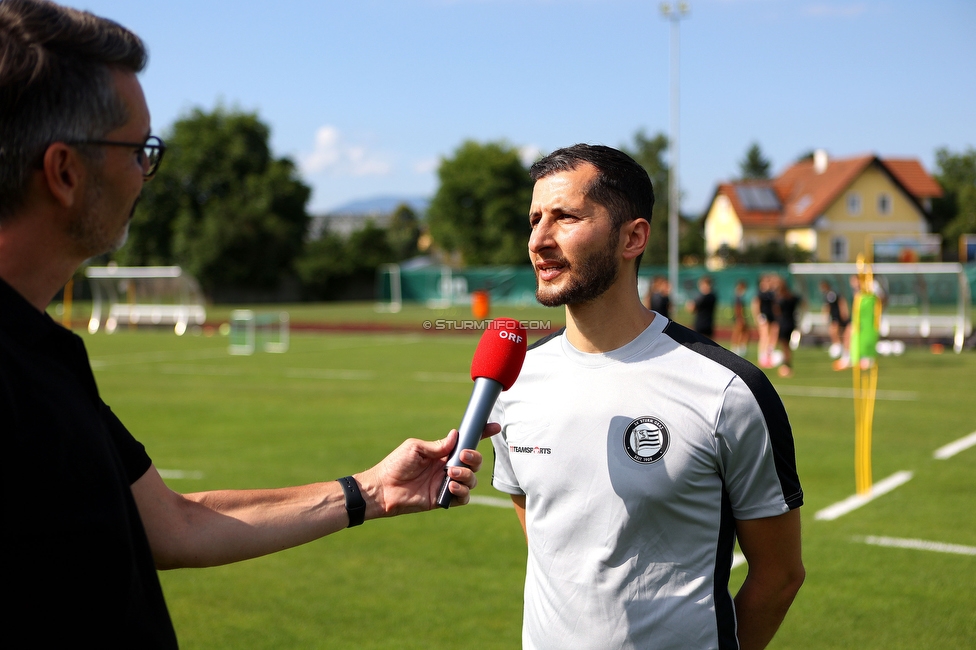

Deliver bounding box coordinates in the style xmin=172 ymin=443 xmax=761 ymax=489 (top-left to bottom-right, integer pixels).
xmin=0 ymin=0 xmax=147 ymax=220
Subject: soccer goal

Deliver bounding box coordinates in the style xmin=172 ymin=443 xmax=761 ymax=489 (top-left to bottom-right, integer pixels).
xmin=228 ymin=310 xmax=290 ymax=355
xmin=374 ymin=263 xmax=403 ymax=313
xmin=788 ymin=262 xmax=972 ymax=353
xmin=374 ymin=264 xmax=540 ymax=311
xmin=86 ymin=266 xmax=206 ymax=336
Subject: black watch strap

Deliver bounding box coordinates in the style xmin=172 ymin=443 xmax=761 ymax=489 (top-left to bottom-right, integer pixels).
xmin=337 ymin=476 xmax=366 ymax=528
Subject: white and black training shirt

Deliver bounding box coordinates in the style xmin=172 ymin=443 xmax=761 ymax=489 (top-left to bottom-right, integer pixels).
xmin=490 ymin=314 xmax=802 ymax=650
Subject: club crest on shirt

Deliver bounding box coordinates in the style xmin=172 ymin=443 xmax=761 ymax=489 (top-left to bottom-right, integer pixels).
xmin=623 ymin=416 xmax=670 ymax=464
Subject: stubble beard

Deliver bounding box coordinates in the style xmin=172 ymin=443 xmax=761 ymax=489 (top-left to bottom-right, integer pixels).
xmin=67 ymin=167 xmax=132 ymax=257
xmin=535 ymin=231 xmax=620 ymax=307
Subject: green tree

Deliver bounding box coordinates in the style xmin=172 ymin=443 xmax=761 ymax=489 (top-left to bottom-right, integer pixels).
xmin=426 ymin=141 xmax=532 ymax=266
xmin=739 ymin=142 xmax=772 ymax=180
xmin=386 ymin=203 xmax=421 ymax=260
xmin=296 ymin=220 xmax=394 ymax=300
xmin=679 ymin=214 xmax=705 ymax=264
xmin=120 ymin=106 xmax=310 ymax=294
xmin=715 ymin=241 xmax=812 ymax=265
xmin=931 ymin=147 xmax=976 ymax=259
xmin=622 ymin=130 xmax=671 ymax=265
xmin=294 ymin=230 xmax=348 ymax=300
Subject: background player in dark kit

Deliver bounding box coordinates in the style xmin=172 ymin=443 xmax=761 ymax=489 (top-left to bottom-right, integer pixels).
xmin=731 ymin=279 xmax=752 ymax=356
xmin=752 ymin=274 xmax=779 ymax=368
xmin=820 ymin=280 xmax=849 ymax=360
xmin=644 ymin=274 xmax=671 ymax=318
xmin=774 ymin=278 xmax=802 ymax=378
xmin=688 ymin=274 xmax=718 ymax=338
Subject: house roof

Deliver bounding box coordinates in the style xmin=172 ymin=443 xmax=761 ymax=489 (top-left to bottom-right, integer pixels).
xmin=776 ymin=155 xmax=877 ymax=227
xmin=712 ymin=153 xmax=943 ymax=230
xmin=883 ymin=159 xmax=944 ymax=199
xmin=713 ymin=182 xmax=781 ymax=228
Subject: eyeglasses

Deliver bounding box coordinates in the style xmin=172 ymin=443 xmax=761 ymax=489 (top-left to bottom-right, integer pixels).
xmin=66 ymin=135 xmax=166 ymax=179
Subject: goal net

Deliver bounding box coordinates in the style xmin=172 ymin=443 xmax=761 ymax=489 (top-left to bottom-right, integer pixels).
xmin=228 ymin=310 xmax=290 ymax=355
xmin=788 ymin=262 xmax=972 ymax=353
xmin=86 ymin=265 xmax=206 ymax=336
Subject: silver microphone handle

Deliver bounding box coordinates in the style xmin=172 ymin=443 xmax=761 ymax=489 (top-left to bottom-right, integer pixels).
xmin=436 ymin=377 xmax=503 ymax=508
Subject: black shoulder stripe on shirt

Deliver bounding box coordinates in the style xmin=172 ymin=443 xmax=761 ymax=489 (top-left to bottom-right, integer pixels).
xmin=661 ymin=320 xmax=804 ymax=509
xmin=528 ymin=327 xmax=565 ymax=351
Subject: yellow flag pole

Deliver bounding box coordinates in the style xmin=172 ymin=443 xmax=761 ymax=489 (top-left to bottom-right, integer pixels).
xmin=851 ymin=255 xmax=880 ymax=496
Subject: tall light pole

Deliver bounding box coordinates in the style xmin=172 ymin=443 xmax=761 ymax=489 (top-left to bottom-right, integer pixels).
xmin=660 ymin=2 xmax=688 ymax=303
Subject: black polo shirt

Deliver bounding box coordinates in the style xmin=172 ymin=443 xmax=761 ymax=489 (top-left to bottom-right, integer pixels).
xmin=1 ymin=277 xmax=177 ymax=648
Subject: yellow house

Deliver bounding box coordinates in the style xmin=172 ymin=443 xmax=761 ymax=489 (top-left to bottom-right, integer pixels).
xmin=703 ymin=151 xmax=943 ymax=265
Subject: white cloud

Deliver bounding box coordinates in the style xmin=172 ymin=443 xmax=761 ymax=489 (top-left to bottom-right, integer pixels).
xmin=412 ymin=157 xmax=439 ymax=174
xmin=519 ymin=144 xmax=543 ymax=168
xmin=300 ymin=125 xmax=392 ymax=176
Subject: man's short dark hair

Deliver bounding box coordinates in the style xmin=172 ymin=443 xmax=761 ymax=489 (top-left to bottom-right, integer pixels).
xmin=529 ymin=144 xmax=654 ymax=273
xmin=0 ymin=0 xmax=147 ymax=220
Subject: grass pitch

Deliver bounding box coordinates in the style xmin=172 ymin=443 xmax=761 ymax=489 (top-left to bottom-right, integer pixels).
xmin=84 ymin=321 xmax=975 ymax=649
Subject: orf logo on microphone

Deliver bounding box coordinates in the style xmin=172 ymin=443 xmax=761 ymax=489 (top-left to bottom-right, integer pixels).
xmin=623 ymin=416 xmax=670 ymax=464
xmin=498 ymin=330 xmax=523 ymax=344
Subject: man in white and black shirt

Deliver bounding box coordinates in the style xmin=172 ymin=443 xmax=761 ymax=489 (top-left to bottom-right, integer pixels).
xmin=491 ymin=144 xmax=804 ymax=650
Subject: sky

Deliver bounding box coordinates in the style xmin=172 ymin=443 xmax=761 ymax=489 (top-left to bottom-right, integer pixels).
xmin=65 ymin=0 xmax=975 ymax=217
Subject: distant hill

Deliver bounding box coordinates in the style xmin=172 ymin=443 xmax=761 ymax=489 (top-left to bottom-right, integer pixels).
xmin=308 ymin=195 xmax=431 ymax=239
xmin=328 ymin=195 xmax=430 ymax=217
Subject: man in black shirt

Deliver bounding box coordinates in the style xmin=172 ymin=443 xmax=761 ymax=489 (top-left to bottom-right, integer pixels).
xmin=819 ymin=280 xmax=849 ymax=360
xmin=2 ymin=276 xmax=179 ymax=647
xmin=0 ymin=1 xmax=492 ymax=645
xmin=687 ymin=275 xmax=717 ymax=339
xmin=644 ymin=275 xmax=671 ymax=318
xmin=775 ymin=279 xmax=802 ymax=378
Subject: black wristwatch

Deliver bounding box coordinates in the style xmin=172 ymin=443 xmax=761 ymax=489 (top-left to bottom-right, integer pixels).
xmin=337 ymin=476 xmax=366 ymax=527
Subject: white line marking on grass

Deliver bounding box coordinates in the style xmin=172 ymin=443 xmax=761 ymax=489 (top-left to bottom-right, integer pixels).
xmin=814 ymin=471 xmax=914 ymax=521
xmin=90 ymin=348 xmax=229 ymax=367
xmin=933 ymin=431 xmax=976 ymax=460
xmin=285 ymin=369 xmax=375 ymax=380
xmin=774 ymin=386 xmax=918 ymax=401
xmin=731 ymin=553 xmax=747 ymax=570
xmin=312 ymin=335 xmax=423 ymax=351
xmin=413 ymin=372 xmax=471 ymax=383
xmin=159 ymin=365 xmax=242 ymax=376
xmin=158 ymin=469 xmax=204 ymax=479
xmin=854 ymin=536 xmax=976 ymax=556
xmin=469 ymin=495 xmax=514 ymax=508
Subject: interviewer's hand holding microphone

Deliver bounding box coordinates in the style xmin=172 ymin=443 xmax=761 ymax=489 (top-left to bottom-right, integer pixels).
xmin=345 ymin=318 xmax=527 ymax=522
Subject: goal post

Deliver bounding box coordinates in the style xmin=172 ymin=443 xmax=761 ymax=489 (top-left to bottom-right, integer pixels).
xmin=374 ymin=263 xmax=403 ymax=313
xmin=85 ymin=265 xmax=206 ymax=335
xmin=788 ymin=262 xmax=972 ymax=353
xmin=374 ymin=264 xmax=541 ymax=311
xmin=228 ymin=310 xmax=289 ymax=355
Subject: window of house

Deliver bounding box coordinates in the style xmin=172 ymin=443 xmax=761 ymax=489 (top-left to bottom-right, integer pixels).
xmin=878 ymin=192 xmax=892 ymax=215
xmin=794 ymin=194 xmax=812 ymax=216
xmin=846 ymin=193 xmax=862 ymax=216
xmin=831 ymin=236 xmax=848 ymax=262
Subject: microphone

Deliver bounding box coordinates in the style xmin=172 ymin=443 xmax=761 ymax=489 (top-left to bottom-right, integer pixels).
xmin=436 ymin=317 xmax=527 ymax=509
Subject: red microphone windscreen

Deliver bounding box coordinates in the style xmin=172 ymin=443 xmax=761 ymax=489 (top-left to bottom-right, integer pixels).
xmin=470 ymin=318 xmax=527 ymax=390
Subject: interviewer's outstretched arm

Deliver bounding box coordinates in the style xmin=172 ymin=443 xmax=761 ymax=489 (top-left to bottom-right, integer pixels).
xmin=131 ymin=427 xmax=498 ymax=569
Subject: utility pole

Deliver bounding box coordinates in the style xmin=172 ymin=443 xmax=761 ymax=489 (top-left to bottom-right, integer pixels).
xmin=660 ymin=2 xmax=688 ymax=303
